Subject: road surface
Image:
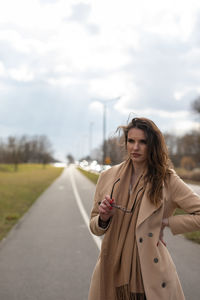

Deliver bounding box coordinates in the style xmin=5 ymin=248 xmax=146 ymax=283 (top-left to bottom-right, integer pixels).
xmin=0 ymin=166 xmax=199 ymax=300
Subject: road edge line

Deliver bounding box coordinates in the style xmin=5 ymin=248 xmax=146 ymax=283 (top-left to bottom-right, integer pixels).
xmin=69 ymin=168 xmax=101 ymax=251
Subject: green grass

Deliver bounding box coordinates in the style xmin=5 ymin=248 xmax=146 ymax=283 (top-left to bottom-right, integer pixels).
xmin=0 ymin=164 xmax=63 ymax=241
xmin=78 ymin=167 xmax=200 ymax=244
xmin=174 ymin=208 xmax=200 ymax=243
xmin=184 ymin=231 xmax=200 ymax=244
xmin=77 ymin=167 xmax=99 ymax=184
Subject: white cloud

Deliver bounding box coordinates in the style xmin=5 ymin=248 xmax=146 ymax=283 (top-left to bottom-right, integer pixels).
xmin=47 ymin=76 xmax=79 ymax=86
xmin=173 ymin=87 xmax=199 ymax=101
xmin=115 ymin=104 xmax=189 ymax=120
xmin=0 ymin=30 xmax=30 ymax=53
xmin=0 ymin=0 xmax=200 ymax=159
xmin=68 ymin=2 xmax=91 ymax=23
xmin=170 ymin=120 xmax=200 ymax=135
xmin=89 ymin=73 xmax=132 ymax=99
xmin=0 ymin=61 xmax=5 ymax=76
xmin=9 ymin=67 xmax=34 ymax=82
xmin=40 ymin=0 xmax=60 ymax=4
xmin=89 ymin=101 xmax=103 ymax=113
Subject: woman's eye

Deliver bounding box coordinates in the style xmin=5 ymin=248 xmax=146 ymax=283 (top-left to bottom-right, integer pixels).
xmin=128 ymin=139 xmax=134 ymax=143
xmin=127 ymin=138 xmax=147 ymax=144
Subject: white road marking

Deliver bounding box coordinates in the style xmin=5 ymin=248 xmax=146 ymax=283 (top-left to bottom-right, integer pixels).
xmin=69 ymin=169 xmax=101 ymax=251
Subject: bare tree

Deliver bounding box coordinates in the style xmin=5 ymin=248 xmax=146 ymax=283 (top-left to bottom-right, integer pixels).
xmin=164 ymin=133 xmax=177 ymax=156
xmin=66 ymin=154 xmax=75 ymax=164
xmin=177 ymin=131 xmax=200 ymax=166
xmin=0 ymin=139 xmax=6 ymax=163
xmin=36 ymin=135 xmax=53 ymax=167
xmin=106 ymin=137 xmax=125 ymax=165
xmin=7 ymin=136 xmax=21 ymax=171
xmin=180 ymin=156 xmax=195 ymax=170
xmin=191 ymin=96 xmax=200 ymax=114
xmin=0 ymin=135 xmax=54 ymax=169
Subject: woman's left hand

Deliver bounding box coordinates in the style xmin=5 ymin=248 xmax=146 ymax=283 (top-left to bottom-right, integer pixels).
xmin=159 ymin=218 xmax=169 ymax=246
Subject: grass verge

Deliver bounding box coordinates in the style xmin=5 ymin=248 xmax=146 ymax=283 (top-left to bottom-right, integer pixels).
xmin=175 ymin=208 xmax=200 ymax=244
xmin=77 ymin=167 xmax=99 ymax=184
xmin=0 ymin=164 xmax=63 ymax=241
xmin=184 ymin=231 xmax=200 ymax=244
xmin=78 ymin=167 xmax=200 ymax=244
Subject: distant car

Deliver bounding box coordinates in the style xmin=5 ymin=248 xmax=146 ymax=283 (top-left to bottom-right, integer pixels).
xmin=53 ymin=162 xmax=67 ymax=167
xmin=101 ymin=164 xmax=111 ymax=171
xmin=89 ymin=160 xmax=102 ymax=173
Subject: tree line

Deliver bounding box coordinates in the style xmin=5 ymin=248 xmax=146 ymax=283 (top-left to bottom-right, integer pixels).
xmin=0 ymin=135 xmax=54 ymax=170
xmin=98 ymin=129 xmax=199 ymax=170
xmin=88 ymin=97 xmax=200 ymax=169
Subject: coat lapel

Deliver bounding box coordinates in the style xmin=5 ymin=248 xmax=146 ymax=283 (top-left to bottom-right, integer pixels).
xmin=136 ymin=183 xmax=164 ymax=228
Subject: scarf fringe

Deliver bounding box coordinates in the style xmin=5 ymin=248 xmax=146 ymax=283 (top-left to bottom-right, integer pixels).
xmin=116 ymin=285 xmax=146 ymax=300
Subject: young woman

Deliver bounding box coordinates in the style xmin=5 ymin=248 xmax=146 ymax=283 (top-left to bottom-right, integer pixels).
xmin=88 ymin=117 xmax=200 ymax=300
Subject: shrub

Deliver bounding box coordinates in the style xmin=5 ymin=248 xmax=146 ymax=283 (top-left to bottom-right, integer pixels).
xmin=180 ymin=156 xmax=195 ymax=170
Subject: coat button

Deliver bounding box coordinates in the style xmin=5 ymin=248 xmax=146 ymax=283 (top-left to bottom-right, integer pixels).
xmin=148 ymin=232 xmax=153 ymax=237
xmin=162 ymin=282 xmax=166 ymax=288
xmin=154 ymin=258 xmax=159 ymax=263
xmin=139 ymin=238 xmax=143 ymax=243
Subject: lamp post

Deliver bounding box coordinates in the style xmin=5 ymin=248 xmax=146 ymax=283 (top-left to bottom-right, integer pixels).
xmin=96 ymin=97 xmax=121 ymax=164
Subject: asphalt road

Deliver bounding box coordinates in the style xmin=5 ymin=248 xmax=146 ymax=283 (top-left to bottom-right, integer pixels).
xmin=0 ymin=166 xmax=199 ymax=300
xmin=0 ymin=166 xmax=98 ymax=300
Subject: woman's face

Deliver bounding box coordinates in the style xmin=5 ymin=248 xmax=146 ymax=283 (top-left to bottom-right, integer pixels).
xmin=127 ymin=128 xmax=148 ymax=166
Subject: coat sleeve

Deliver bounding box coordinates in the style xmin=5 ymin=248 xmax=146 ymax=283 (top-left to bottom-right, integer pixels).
xmin=89 ymin=172 xmax=111 ymax=236
xmin=168 ymin=171 xmax=200 ymax=235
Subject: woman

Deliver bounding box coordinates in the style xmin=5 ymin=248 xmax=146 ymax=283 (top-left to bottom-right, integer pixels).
xmin=88 ymin=117 xmax=200 ymax=300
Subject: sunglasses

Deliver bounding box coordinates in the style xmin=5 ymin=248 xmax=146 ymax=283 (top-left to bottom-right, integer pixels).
xmin=98 ymin=178 xmax=133 ymax=213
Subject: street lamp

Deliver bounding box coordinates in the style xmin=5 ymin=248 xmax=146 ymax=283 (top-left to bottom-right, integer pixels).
xmin=94 ymin=97 xmax=121 ymax=164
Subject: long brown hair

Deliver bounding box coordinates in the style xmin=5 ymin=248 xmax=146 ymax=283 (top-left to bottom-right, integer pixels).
xmin=118 ymin=117 xmax=172 ymax=205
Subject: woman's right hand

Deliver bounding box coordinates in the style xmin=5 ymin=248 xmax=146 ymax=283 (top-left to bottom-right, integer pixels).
xmin=98 ymin=195 xmax=116 ymax=222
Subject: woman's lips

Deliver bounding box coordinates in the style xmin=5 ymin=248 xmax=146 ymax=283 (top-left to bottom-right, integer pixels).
xmin=131 ymin=153 xmax=141 ymax=158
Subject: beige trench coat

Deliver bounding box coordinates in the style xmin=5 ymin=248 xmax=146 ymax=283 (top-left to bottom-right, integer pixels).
xmin=89 ymin=162 xmax=200 ymax=300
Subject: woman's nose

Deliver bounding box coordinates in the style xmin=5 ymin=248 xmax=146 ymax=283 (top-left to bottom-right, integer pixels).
xmin=133 ymin=142 xmax=139 ymax=150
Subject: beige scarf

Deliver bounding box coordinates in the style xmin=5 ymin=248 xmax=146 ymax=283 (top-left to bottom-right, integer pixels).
xmin=99 ymin=158 xmax=147 ymax=300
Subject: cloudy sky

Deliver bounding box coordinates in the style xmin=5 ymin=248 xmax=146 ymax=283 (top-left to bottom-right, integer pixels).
xmin=0 ymin=0 xmax=200 ymax=161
